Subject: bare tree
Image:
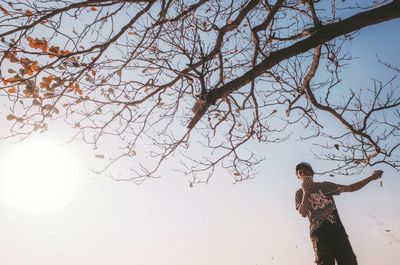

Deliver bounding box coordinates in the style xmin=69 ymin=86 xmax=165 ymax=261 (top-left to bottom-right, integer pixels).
xmin=0 ymin=0 xmax=399 ymax=184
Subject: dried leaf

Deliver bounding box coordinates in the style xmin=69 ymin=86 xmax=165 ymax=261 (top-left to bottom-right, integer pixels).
xmin=25 ymin=10 xmax=33 ymax=17
xmin=149 ymin=45 xmax=158 ymax=53
xmin=0 ymin=4 xmax=10 ymax=16
xmin=32 ymin=99 xmax=42 ymax=106
xmin=116 ymin=69 xmax=122 ymax=77
xmin=6 ymin=114 xmax=16 ymax=120
xmin=8 ymin=87 xmax=16 ymax=93
xmin=43 ymin=92 xmax=55 ymax=98
xmin=334 ymin=144 xmax=339 ymax=150
xmin=75 ymin=83 xmax=83 ymax=95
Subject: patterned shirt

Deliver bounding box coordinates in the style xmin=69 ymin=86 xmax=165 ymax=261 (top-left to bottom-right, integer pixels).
xmin=295 ymin=181 xmax=344 ymax=237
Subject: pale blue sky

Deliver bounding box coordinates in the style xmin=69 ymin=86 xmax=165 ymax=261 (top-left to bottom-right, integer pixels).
xmin=0 ymin=4 xmax=399 ymax=265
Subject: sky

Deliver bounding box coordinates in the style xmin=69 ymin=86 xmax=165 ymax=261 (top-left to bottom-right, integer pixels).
xmin=0 ymin=4 xmax=400 ymax=265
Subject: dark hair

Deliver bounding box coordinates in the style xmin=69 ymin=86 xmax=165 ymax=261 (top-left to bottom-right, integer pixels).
xmin=295 ymin=162 xmax=314 ymax=174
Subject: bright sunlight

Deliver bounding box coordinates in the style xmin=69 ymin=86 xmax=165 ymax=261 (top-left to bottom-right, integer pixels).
xmin=0 ymin=136 xmax=82 ymax=212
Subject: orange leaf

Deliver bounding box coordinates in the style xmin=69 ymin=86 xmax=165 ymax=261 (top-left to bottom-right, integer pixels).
xmin=39 ymin=76 xmax=53 ymax=89
xmin=75 ymin=83 xmax=83 ymax=95
xmin=26 ymin=36 xmax=48 ymax=52
xmin=8 ymin=87 xmax=17 ymax=93
xmin=30 ymin=64 xmax=40 ymax=72
xmin=5 ymin=51 xmax=18 ymax=63
xmin=20 ymin=57 xmax=31 ymax=66
xmin=27 ymin=36 xmax=35 ymax=48
xmin=25 ymin=10 xmax=33 ymax=17
xmin=59 ymin=50 xmax=71 ymax=56
xmin=90 ymin=7 xmax=97 ymax=11
xmin=49 ymin=46 xmax=60 ymax=58
xmin=40 ymin=82 xmax=49 ymax=89
xmin=26 ymin=69 xmax=33 ymax=76
xmin=91 ymin=70 xmax=96 ymax=76
xmin=4 ymin=76 xmax=20 ymax=84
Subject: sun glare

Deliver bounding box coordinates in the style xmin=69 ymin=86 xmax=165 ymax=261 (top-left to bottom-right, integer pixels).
xmin=0 ymin=137 xmax=82 ymax=212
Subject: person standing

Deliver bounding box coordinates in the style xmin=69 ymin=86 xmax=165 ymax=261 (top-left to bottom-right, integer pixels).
xmin=295 ymin=162 xmax=383 ymax=265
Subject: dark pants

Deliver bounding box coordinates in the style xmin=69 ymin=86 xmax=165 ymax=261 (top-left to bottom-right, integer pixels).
xmin=312 ymin=220 xmax=358 ymax=265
